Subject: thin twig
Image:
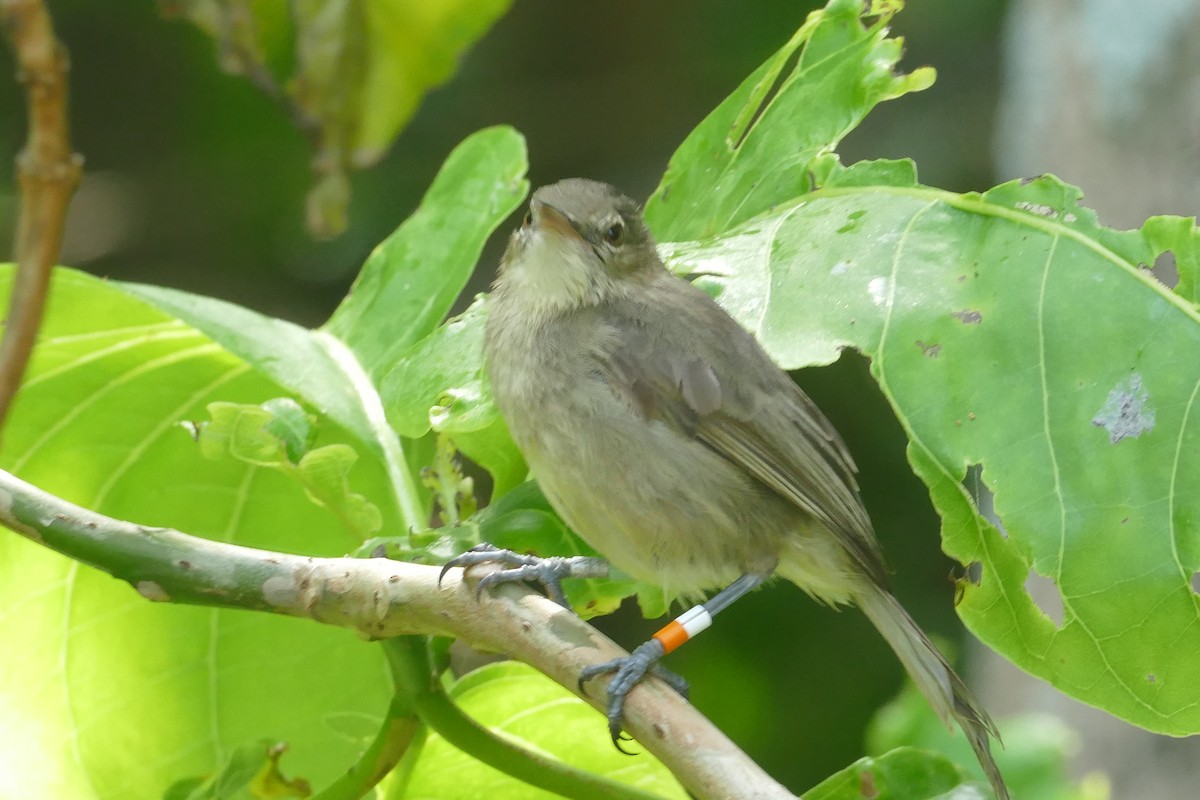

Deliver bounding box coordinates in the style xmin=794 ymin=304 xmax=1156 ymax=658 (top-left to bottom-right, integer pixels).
xmin=212 ymin=0 xmax=320 ymax=139
xmin=0 ymin=0 xmax=83 ymax=440
xmin=0 ymin=467 xmax=795 ymax=800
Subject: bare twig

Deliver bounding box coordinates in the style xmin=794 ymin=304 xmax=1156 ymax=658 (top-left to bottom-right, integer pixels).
xmin=0 ymin=0 xmax=83 ymax=439
xmin=159 ymin=0 xmax=343 ymax=237
xmin=0 ymin=467 xmax=795 ymax=800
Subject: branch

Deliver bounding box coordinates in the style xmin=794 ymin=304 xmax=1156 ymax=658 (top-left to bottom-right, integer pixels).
xmin=0 ymin=467 xmax=795 ymax=800
xmin=0 ymin=0 xmax=83 ymax=435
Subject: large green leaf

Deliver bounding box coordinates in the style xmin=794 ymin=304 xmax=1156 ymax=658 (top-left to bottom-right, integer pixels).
xmin=631 ymin=0 xmax=1200 ymax=736
xmin=0 ymin=126 xmax=529 ymax=799
xmin=0 ymin=269 xmax=393 ymax=800
xmin=659 ymin=161 xmax=1200 ymax=734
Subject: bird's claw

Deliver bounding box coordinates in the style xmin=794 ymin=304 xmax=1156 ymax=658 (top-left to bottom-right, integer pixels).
xmin=578 ymin=639 xmax=689 ymax=753
xmin=440 ymin=543 xmax=606 ymax=610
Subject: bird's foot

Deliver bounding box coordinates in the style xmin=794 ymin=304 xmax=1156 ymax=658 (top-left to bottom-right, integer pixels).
xmin=439 ymin=542 xmax=608 ymax=610
xmin=578 ymin=639 xmax=690 ymax=753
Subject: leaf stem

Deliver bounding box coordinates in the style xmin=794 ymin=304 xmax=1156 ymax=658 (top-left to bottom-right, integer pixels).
xmin=313 ymin=330 xmax=428 ymax=533
xmin=310 ymin=693 xmax=421 ymax=800
xmin=383 ymin=637 xmax=669 ymax=800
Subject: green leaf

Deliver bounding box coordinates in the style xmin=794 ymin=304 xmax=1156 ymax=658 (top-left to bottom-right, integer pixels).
xmin=353 ymin=0 xmax=515 ymax=167
xmin=449 ymin=422 xmax=525 ymax=500
xmin=324 ymin=126 xmax=528 ymax=380
xmin=168 ymin=2 xmax=514 ymax=236
xmin=163 ymin=739 xmax=311 ymax=800
xmin=382 ymin=296 xmax=490 ymax=440
xmin=296 ymin=444 xmax=384 ymax=538
xmin=381 ymin=296 xmax=527 ymax=494
xmin=632 ymin=0 xmax=1200 ymax=736
xmin=644 ymin=0 xmax=933 ymax=242
xmin=802 ymin=747 xmax=970 ymax=800
xmin=1142 ymin=214 xmax=1200 ymax=303
xmin=0 ymin=268 xmax=392 ymax=799
xmin=398 ymin=662 xmax=688 ymax=799
xmin=195 ymin=401 xmax=382 ymax=538
xmin=198 ymin=401 xmax=297 ymax=466
xmin=118 ymin=282 xmax=383 ymax=460
xmin=661 ymin=166 xmax=1200 ymax=734
xmin=868 ymin=684 xmax=1108 ymax=800
xmin=261 ymin=398 xmax=316 ymax=464
xmin=121 ymin=127 xmax=530 ymax=530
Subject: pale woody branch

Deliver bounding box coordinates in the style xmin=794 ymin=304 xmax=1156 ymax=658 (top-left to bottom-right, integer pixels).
xmin=0 ymin=467 xmax=795 ymax=800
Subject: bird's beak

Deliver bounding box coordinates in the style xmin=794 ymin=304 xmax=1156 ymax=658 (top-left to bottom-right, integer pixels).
xmin=531 ymin=198 xmax=583 ymax=243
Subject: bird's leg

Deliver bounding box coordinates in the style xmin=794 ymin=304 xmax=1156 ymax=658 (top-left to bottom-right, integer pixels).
xmin=439 ymin=542 xmax=609 ymax=610
xmin=579 ymin=572 xmax=768 ymax=751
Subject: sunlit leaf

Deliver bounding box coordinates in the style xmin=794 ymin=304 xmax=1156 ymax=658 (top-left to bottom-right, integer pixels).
xmin=164 ymin=739 xmax=311 ymax=800
xmin=382 ymin=296 xmax=526 ymax=494
xmin=0 ymin=269 xmax=392 ymax=799
xmin=325 ymin=127 xmax=527 ymax=380
xmin=398 ymin=662 xmax=688 ymax=799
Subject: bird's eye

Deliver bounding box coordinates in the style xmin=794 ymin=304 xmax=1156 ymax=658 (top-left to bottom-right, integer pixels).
xmin=522 ymin=209 xmax=533 ymax=228
xmin=603 ymin=220 xmax=624 ymax=245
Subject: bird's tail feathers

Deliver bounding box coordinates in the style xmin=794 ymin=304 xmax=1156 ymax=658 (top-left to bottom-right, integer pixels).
xmin=855 ymin=583 xmax=1009 ymax=800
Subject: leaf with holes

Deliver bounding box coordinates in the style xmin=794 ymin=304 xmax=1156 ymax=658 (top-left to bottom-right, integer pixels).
xmin=609 ymin=0 xmax=1200 ymax=734
xmin=644 ymin=0 xmax=934 ymax=242
xmin=658 ymin=160 xmax=1200 ymax=734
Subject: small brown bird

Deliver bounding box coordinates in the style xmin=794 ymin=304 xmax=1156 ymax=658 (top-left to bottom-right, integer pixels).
xmin=453 ymin=179 xmax=1007 ymax=799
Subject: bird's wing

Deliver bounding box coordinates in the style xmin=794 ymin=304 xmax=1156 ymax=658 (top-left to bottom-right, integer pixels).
xmin=599 ymin=285 xmax=888 ymax=586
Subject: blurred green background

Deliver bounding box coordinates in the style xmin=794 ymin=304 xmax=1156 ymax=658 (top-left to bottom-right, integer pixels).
xmin=11 ymin=0 xmax=1196 ymax=795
